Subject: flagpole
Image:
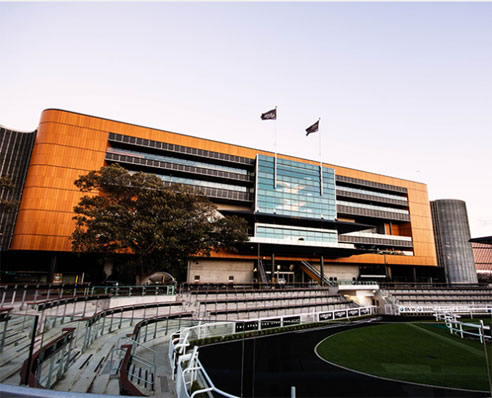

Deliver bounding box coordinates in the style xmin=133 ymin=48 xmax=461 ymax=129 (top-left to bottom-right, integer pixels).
xmin=274 ymin=106 xmax=278 ymax=189
xmin=318 ymin=117 xmax=323 ymax=196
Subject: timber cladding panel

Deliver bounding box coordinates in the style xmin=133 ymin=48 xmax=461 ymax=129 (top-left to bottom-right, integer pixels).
xmin=11 ymin=110 xmax=109 ymax=251
xmin=11 ymin=109 xmax=437 ymax=267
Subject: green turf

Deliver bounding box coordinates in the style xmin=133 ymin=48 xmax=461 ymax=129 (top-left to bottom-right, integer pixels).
xmin=316 ymin=322 xmax=490 ymax=391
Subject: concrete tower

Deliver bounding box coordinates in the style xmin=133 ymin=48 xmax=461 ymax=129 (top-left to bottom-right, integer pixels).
xmin=431 ymin=199 xmax=477 ymax=283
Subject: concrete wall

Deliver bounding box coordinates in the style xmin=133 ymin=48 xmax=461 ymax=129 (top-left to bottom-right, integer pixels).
xmin=187 ymin=260 xmax=254 ymax=283
xmin=110 ymin=295 xmax=176 ymax=308
xmin=343 ymin=292 xmax=375 ymax=307
xmin=319 ymin=264 xmax=359 ymax=281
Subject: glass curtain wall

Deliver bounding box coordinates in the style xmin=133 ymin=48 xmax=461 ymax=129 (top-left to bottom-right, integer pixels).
xmin=255 ymin=154 xmax=337 ymax=245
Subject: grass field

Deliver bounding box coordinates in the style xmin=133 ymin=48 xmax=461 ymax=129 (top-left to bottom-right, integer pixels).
xmin=316 ymin=322 xmax=490 ymax=391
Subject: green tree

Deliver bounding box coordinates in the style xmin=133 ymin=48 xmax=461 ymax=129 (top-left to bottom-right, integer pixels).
xmin=0 ymin=176 xmax=18 ymax=246
xmin=72 ymin=164 xmax=249 ymax=283
xmin=0 ymin=176 xmax=16 ymax=210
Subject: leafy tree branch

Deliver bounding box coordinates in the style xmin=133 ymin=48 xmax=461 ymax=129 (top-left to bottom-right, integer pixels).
xmin=72 ymin=164 xmax=249 ymax=283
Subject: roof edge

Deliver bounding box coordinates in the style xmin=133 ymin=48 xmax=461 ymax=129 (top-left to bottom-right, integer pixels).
xmin=41 ymin=108 xmax=427 ymax=187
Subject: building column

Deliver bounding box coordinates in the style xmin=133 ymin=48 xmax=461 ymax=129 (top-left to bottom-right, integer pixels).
xmin=48 ymin=255 xmax=57 ymax=283
xmin=271 ymin=253 xmax=275 ymax=283
xmin=385 ymin=263 xmax=393 ymax=282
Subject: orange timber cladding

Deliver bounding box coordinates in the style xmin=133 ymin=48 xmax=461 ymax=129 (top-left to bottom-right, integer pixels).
xmin=11 ymin=109 xmax=437 ymax=276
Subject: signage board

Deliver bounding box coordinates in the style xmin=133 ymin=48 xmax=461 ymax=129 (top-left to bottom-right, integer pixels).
xmin=360 ymin=308 xmax=370 ymax=315
xmin=52 ymin=273 xmax=63 ymax=285
xmin=235 ymin=321 xmax=259 ymax=332
xmin=283 ymin=316 xmax=301 ymax=326
xmin=319 ymin=312 xmax=334 ymax=321
xmin=261 ymin=319 xmax=281 ymax=329
xmin=348 ymin=309 xmax=359 ymax=317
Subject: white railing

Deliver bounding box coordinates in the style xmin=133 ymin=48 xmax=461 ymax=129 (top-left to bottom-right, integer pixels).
xmin=396 ymin=304 xmax=492 ymax=315
xmin=434 ymin=310 xmax=491 ymax=344
xmin=169 ymin=306 xmax=377 ymax=398
xmin=344 ymin=231 xmax=412 ymax=242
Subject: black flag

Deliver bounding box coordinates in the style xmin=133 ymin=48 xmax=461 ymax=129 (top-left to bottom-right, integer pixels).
xmin=305 ymin=120 xmax=319 ymax=136
xmin=261 ymin=108 xmax=277 ymax=120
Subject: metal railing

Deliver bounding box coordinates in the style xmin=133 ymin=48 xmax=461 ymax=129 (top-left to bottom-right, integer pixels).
xmin=300 ymin=261 xmax=335 ymax=287
xmin=337 ymin=280 xmax=379 ymax=286
xmin=171 ymin=336 xmax=239 ymax=398
xmin=89 ymin=284 xmax=176 ymax=297
xmin=0 ymin=283 xmax=176 ymax=311
xmin=111 ymin=336 xmax=157 ymax=393
xmin=21 ymin=327 xmax=76 ymax=389
xmin=169 ymin=305 xmax=378 ymax=398
xmin=257 ymin=260 xmax=268 ymax=284
xmin=0 ymin=283 xmax=92 ymax=310
xmin=435 ymin=310 xmax=492 ymax=344
xmin=180 ymin=282 xmax=322 ymax=294
xmin=380 ymin=282 xmax=490 ymax=290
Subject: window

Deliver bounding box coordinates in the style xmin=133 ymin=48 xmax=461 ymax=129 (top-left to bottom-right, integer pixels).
xmin=255 ymin=154 xmax=336 ymax=220
xmin=194 ymin=275 xmax=200 ymax=282
xmin=228 ymin=275 xmax=234 ymax=282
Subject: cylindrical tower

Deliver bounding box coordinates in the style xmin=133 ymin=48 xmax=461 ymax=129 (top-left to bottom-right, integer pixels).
xmin=431 ymin=199 xmax=477 ymax=283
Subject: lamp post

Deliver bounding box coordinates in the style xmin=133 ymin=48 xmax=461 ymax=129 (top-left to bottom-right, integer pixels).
xmin=0 ymin=233 xmax=3 ymax=283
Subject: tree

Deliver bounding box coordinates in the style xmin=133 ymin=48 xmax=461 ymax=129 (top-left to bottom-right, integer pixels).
xmin=72 ymin=164 xmax=249 ymax=283
xmin=0 ymin=176 xmax=16 ymax=210
xmin=0 ymin=176 xmax=18 ymax=248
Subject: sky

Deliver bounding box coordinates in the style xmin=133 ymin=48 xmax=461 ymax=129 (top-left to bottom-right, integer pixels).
xmin=0 ymin=1 xmax=491 ymax=238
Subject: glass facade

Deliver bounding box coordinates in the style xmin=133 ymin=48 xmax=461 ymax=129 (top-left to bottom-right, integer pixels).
xmin=156 ymin=174 xmax=249 ymax=193
xmin=256 ymin=224 xmax=337 ymax=244
xmin=336 ymin=185 xmax=408 ymax=202
xmin=107 ymin=147 xmax=248 ymax=175
xmin=337 ymin=200 xmax=410 ymax=215
xmin=0 ymin=127 xmax=36 ymax=251
xmin=255 ymin=154 xmax=336 ymax=220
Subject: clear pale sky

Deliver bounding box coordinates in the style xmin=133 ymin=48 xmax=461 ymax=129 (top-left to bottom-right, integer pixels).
xmin=1 ymin=2 xmax=491 ymax=238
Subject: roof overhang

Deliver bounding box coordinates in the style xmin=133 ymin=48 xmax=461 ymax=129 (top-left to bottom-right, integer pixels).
xmin=219 ymin=210 xmax=374 ymax=234
xmin=236 ymin=241 xmax=370 ymax=259
xmin=470 ymin=236 xmax=492 ymax=245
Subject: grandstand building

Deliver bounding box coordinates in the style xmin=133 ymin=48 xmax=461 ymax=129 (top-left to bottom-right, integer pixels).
xmin=0 ymin=109 xmax=441 ymax=283
xmin=471 ymin=236 xmax=492 ymax=280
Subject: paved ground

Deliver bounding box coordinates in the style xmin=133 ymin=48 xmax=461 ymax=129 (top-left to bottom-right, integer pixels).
xmin=199 ymin=321 xmax=489 ymax=398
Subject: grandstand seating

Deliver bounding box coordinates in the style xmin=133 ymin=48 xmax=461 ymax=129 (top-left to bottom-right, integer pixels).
xmin=381 ymin=284 xmax=492 ymax=307
xmin=0 ymin=283 xmax=359 ymax=396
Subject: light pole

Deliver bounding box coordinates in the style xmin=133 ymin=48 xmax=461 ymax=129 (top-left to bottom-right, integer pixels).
xmin=0 ymin=233 xmax=3 ymax=283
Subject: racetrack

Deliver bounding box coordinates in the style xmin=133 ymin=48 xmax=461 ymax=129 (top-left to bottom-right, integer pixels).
xmin=199 ymin=320 xmax=488 ymax=397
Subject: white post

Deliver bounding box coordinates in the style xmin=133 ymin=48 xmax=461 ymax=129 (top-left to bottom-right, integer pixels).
xmin=480 ymin=320 xmax=492 ymax=396
xmin=274 ymin=110 xmax=278 ymax=189
xmin=318 ymin=118 xmax=323 ymax=196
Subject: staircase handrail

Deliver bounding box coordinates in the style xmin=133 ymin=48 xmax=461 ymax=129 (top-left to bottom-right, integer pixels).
xmin=258 ymin=260 xmax=268 ymax=284
xmin=300 ymin=261 xmax=334 ymax=287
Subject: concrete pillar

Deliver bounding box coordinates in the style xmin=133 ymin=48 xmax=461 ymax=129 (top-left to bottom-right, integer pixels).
xmin=386 ymin=265 xmax=392 ymax=281
xmin=271 ymin=253 xmax=275 ymax=283
xmin=48 ymin=255 xmax=57 ymax=283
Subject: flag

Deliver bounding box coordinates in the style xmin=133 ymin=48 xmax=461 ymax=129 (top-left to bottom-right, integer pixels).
xmin=261 ymin=108 xmax=277 ymax=120
xmin=305 ymin=120 xmax=319 ymax=136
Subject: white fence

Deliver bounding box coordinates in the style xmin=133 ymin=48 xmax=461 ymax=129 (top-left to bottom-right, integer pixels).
xmin=169 ymin=305 xmax=377 ymax=398
xmin=388 ymin=304 xmax=492 ymax=316
xmin=434 ymin=310 xmax=491 ymax=344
